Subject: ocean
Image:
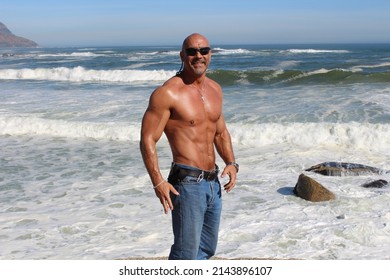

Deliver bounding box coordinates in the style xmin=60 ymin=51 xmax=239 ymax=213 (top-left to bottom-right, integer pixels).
xmin=0 ymin=44 xmax=389 ymax=260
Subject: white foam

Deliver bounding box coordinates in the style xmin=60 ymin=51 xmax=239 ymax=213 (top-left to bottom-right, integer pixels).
xmin=362 ymin=91 xmax=390 ymax=113
xmin=229 ymin=122 xmax=390 ymax=155
xmin=351 ymin=62 xmax=390 ymax=72
xmin=263 ymin=69 xmax=285 ymax=81
xmin=0 ymin=67 xmax=177 ymax=83
xmin=0 ymin=115 xmax=140 ymax=141
xmin=213 ymin=47 xmax=255 ymax=55
xmin=286 ymin=49 xmax=350 ymax=54
xmin=37 ymin=52 xmax=103 ymax=57
xmin=2 ymin=116 xmax=388 ymax=156
xmin=136 ymin=50 xmax=179 ymax=56
xmin=276 ymin=68 xmax=339 ymax=84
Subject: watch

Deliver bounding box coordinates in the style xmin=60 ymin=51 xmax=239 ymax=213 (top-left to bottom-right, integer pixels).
xmin=227 ymin=162 xmax=239 ymax=173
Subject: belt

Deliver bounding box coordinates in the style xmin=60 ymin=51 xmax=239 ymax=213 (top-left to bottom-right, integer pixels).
xmin=171 ymin=164 xmax=219 ymax=182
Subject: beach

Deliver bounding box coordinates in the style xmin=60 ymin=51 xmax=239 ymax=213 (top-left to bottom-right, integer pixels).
xmin=0 ymin=44 xmax=390 ymax=260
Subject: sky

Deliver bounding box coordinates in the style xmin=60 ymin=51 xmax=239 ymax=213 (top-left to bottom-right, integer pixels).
xmin=1 ymin=0 xmax=390 ymax=47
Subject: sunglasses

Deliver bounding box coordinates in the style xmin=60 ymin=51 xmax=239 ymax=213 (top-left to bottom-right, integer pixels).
xmin=185 ymin=47 xmax=211 ymax=56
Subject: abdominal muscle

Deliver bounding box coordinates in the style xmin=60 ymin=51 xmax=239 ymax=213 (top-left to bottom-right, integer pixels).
xmin=165 ymin=120 xmax=217 ymax=171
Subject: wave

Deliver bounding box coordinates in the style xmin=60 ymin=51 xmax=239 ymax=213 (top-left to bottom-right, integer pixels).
xmin=1 ymin=116 xmax=389 ymax=154
xmin=0 ymin=66 xmax=177 ymax=83
xmin=37 ymin=52 xmax=104 ymax=57
xmin=1 ymin=65 xmax=389 ymax=85
xmin=351 ymin=62 xmax=390 ymax=72
xmin=212 ymin=48 xmax=350 ymax=56
xmin=284 ymin=49 xmax=350 ymax=54
xmin=207 ymin=68 xmax=390 ymax=86
xmin=229 ymin=122 xmax=390 ymax=152
xmin=1 ymin=52 xmax=106 ymax=59
xmin=213 ymin=48 xmax=255 ymax=55
xmin=0 ymin=115 xmax=140 ymax=141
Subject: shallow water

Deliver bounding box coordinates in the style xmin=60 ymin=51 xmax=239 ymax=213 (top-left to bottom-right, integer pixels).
xmin=1 ymin=44 xmax=389 ymax=259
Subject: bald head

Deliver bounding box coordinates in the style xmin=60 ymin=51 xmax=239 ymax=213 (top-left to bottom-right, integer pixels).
xmin=182 ymin=33 xmax=210 ymax=50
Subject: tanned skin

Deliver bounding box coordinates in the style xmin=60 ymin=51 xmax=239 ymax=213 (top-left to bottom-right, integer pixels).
xmin=140 ymin=33 xmax=237 ymax=214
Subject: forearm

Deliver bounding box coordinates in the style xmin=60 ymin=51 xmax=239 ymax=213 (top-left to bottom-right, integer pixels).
xmin=215 ymin=128 xmax=238 ymax=193
xmin=140 ymin=137 xmax=164 ymax=186
xmin=214 ymin=129 xmax=235 ymax=164
xmin=140 ymin=133 xmax=178 ymax=214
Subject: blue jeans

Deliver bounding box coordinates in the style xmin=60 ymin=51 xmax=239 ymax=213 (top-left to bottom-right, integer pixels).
xmin=168 ymin=163 xmax=222 ymax=260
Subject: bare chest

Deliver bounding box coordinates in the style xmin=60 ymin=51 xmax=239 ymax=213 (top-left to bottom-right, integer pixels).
xmin=169 ymin=87 xmax=222 ymax=127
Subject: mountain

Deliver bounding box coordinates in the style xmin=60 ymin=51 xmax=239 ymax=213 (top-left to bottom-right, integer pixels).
xmin=0 ymin=22 xmax=38 ymax=47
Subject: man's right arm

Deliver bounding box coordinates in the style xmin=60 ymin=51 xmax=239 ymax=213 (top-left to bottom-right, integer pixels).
xmin=140 ymin=87 xmax=179 ymax=214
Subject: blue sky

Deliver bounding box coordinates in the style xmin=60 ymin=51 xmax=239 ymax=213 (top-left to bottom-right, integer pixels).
xmin=1 ymin=0 xmax=390 ymax=46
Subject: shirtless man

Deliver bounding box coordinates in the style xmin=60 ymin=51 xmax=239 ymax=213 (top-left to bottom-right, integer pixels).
xmin=140 ymin=33 xmax=238 ymax=260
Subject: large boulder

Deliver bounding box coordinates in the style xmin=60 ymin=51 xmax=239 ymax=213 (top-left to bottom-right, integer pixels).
xmin=305 ymin=162 xmax=386 ymax=176
xmin=294 ymin=173 xmax=336 ymax=202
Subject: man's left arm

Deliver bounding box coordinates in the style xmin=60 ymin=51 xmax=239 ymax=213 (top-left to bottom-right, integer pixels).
xmin=214 ymin=114 xmax=238 ymax=192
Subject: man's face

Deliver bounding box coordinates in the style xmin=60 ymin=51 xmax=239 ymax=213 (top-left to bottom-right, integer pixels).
xmin=181 ymin=36 xmax=211 ymax=76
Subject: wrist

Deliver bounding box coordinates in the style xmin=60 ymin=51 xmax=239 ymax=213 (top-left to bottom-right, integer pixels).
xmin=227 ymin=162 xmax=239 ymax=173
xmin=153 ymin=179 xmax=165 ymax=189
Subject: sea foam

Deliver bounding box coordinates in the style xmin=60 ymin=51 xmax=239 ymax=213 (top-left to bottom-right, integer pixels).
xmin=0 ymin=67 xmax=176 ymax=83
xmin=1 ymin=115 xmax=389 ymax=156
xmin=0 ymin=115 xmax=140 ymax=141
xmin=229 ymin=122 xmax=390 ymax=154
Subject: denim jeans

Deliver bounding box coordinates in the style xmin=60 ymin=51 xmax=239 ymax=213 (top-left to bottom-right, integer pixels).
xmin=168 ymin=163 xmax=222 ymax=260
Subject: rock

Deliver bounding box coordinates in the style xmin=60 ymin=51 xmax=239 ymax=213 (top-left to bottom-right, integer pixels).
xmin=294 ymin=173 xmax=336 ymax=202
xmin=0 ymin=22 xmax=38 ymax=47
xmin=361 ymin=179 xmax=388 ymax=188
xmin=305 ymin=161 xmax=385 ymax=176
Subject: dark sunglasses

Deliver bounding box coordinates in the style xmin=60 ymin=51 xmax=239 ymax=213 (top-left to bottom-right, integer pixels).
xmin=185 ymin=47 xmax=211 ymax=56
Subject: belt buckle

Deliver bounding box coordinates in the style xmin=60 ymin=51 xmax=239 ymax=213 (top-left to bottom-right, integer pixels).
xmin=196 ymin=171 xmax=204 ymax=182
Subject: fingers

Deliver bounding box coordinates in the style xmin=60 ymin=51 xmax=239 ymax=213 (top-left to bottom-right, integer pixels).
xmin=224 ymin=179 xmax=236 ymax=193
xmin=170 ymin=185 xmax=179 ymax=196
xmin=222 ymin=165 xmax=237 ymax=193
xmin=155 ymin=182 xmax=179 ymax=214
xmin=159 ymin=196 xmax=170 ymax=214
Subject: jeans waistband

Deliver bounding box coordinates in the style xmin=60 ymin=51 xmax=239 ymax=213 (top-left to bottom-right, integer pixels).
xmin=170 ymin=162 xmax=219 ymax=182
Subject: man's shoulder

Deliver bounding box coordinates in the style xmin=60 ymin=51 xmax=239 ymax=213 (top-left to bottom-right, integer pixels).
xmin=155 ymin=76 xmax=186 ymax=94
xmin=150 ymin=76 xmax=183 ymax=100
xmin=206 ymin=77 xmax=223 ymax=95
xmin=162 ymin=75 xmax=183 ymax=87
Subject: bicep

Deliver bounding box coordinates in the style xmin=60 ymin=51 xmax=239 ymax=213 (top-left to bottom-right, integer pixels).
xmin=213 ymin=82 xmax=227 ymax=137
xmin=215 ymin=113 xmax=228 ymax=138
xmin=141 ymin=109 xmax=168 ymax=143
xmin=141 ymin=89 xmax=171 ymax=143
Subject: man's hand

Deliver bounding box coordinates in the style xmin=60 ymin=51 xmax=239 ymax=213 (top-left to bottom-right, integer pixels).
xmin=221 ymin=165 xmax=237 ymax=193
xmin=154 ymin=181 xmax=179 ymax=214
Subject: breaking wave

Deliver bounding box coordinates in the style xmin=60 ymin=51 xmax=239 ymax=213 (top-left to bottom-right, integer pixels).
xmin=0 ymin=66 xmax=176 ymax=83
xmin=208 ymin=68 xmax=390 ymax=86
xmin=1 ymin=115 xmax=389 ymax=154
